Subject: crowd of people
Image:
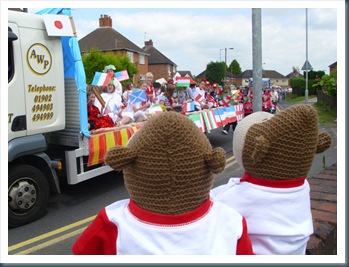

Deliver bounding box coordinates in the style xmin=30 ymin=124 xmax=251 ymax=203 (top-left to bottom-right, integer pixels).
xmin=86 ymin=64 xmax=284 ymax=132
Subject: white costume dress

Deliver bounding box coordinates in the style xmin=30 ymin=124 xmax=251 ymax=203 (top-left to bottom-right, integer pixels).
xmin=94 ymin=91 xmax=123 ymax=124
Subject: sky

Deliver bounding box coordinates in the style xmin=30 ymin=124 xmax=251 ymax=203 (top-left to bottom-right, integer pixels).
xmin=22 ymin=1 xmax=344 ymax=77
xmin=1 ymin=1 xmax=346 ymax=264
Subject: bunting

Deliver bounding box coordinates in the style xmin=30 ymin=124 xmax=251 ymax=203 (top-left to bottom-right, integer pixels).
xmin=87 ymin=105 xmax=243 ymax=166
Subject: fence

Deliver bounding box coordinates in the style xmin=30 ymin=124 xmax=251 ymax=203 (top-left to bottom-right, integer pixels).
xmin=317 ymin=90 xmax=337 ymax=112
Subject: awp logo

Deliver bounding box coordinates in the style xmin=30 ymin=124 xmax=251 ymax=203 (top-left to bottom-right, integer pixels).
xmin=26 ymin=43 xmax=52 ymax=75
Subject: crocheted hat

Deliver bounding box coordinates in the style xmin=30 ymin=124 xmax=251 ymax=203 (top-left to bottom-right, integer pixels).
xmin=104 ymin=112 xmax=226 ymax=215
xmin=233 ymin=104 xmax=332 ymax=180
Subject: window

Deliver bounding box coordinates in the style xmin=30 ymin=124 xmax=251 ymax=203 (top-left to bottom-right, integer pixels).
xmin=139 ymin=54 xmax=145 ymax=65
xmin=127 ymin=51 xmax=134 ymax=63
xmin=173 ymin=65 xmax=176 ymax=73
xmin=8 ymin=27 xmax=17 ymax=83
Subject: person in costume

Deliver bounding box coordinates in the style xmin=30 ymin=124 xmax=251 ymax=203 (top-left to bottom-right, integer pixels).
xmin=86 ymin=85 xmax=115 ymax=130
xmin=104 ymin=64 xmax=123 ymax=97
xmin=72 ymin=112 xmax=254 ymax=255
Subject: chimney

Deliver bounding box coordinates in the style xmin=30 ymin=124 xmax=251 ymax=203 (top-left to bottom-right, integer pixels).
xmin=144 ymin=39 xmax=153 ymax=47
xmin=99 ymin=14 xmax=112 ymax=27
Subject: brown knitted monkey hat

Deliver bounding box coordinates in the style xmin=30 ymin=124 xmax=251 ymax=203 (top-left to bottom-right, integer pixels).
xmin=105 ymin=112 xmax=226 ymax=215
xmin=233 ymin=104 xmax=332 ymax=180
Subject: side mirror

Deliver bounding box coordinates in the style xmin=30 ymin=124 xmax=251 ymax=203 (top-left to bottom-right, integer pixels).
xmin=8 ymin=27 xmax=18 ymax=41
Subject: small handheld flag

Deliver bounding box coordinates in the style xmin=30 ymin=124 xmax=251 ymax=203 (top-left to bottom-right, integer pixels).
xmin=115 ymin=70 xmax=129 ymax=82
xmin=42 ymin=14 xmax=74 ymax=36
xmin=92 ymin=72 xmax=114 ymax=86
xmin=192 ymin=89 xmax=203 ymax=102
xmin=182 ymin=101 xmax=195 ymax=113
xmin=176 ymin=77 xmax=190 ymax=87
xmin=129 ymin=90 xmax=147 ymax=104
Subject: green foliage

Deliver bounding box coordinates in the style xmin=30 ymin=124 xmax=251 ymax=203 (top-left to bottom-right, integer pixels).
xmin=82 ymin=49 xmax=138 ymax=85
xmin=290 ymin=78 xmax=316 ymax=96
xmin=322 ymin=156 xmax=326 ymax=170
xmin=228 ymin=59 xmax=242 ymax=76
xmin=205 ymin=61 xmax=225 ymax=84
xmin=312 ymin=68 xmax=337 ymax=96
xmin=313 ymin=102 xmax=337 ymax=124
xmin=305 ymin=70 xmax=325 ymax=79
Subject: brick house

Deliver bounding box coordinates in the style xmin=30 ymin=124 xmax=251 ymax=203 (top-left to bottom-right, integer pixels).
xmin=143 ymin=39 xmax=177 ymax=82
xmin=78 ymin=15 xmax=149 ymax=82
xmin=329 ymin=61 xmax=337 ymax=74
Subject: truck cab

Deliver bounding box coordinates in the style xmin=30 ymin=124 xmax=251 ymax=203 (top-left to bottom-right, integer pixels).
xmin=8 ymin=11 xmax=66 ymax=227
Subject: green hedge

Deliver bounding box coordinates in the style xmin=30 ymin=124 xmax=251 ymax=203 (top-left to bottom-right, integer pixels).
xmin=290 ymin=78 xmax=316 ymax=96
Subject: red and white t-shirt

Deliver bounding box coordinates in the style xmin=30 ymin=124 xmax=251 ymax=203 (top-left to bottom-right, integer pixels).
xmin=72 ymin=198 xmax=254 ymax=255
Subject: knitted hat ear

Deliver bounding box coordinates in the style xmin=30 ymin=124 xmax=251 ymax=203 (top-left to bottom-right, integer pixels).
xmin=250 ymin=135 xmax=270 ymax=164
xmin=316 ymin=132 xmax=332 ymax=153
xmin=204 ymin=147 xmax=226 ymax=174
xmin=104 ymin=146 xmax=137 ymax=171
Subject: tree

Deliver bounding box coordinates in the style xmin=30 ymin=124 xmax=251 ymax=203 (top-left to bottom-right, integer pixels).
xmin=228 ymin=59 xmax=242 ymax=76
xmin=205 ymin=61 xmax=225 ymax=84
xmin=312 ymin=68 xmax=337 ymax=96
xmin=82 ymin=49 xmax=138 ymax=85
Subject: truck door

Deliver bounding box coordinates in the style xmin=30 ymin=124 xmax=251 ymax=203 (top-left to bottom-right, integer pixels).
xmin=8 ymin=23 xmax=27 ymax=141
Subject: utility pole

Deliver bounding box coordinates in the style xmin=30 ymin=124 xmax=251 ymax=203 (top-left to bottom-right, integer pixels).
xmin=305 ymin=8 xmax=308 ymax=104
xmin=252 ymin=8 xmax=262 ymax=112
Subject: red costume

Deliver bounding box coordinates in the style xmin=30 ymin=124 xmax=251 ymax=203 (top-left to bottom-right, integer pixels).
xmin=88 ymin=105 xmax=115 ymax=130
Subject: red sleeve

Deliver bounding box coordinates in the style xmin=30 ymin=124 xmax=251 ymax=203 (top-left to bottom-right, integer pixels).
xmin=72 ymin=208 xmax=118 ymax=255
xmin=236 ymin=217 xmax=254 ymax=255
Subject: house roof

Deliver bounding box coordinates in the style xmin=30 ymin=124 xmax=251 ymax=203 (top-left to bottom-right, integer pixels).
xmin=178 ymin=71 xmax=193 ymax=78
xmin=329 ymin=61 xmax=337 ymax=68
xmin=78 ymin=27 xmax=146 ymax=55
xmin=235 ymin=69 xmax=287 ymax=79
xmin=286 ymin=71 xmax=303 ymax=78
xmin=142 ymin=41 xmax=177 ymax=66
xmin=196 ymin=70 xmax=206 ymax=79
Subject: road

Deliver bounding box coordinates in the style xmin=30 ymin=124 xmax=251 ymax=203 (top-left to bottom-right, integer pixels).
xmin=8 ymin=101 xmax=337 ymax=256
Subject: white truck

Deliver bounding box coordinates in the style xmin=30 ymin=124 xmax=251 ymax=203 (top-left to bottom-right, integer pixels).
xmin=8 ymin=10 xmax=116 ymax=228
xmin=8 ymin=10 xmax=243 ymax=228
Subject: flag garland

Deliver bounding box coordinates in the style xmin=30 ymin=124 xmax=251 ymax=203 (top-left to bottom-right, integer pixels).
xmin=87 ymin=105 xmax=244 ymax=166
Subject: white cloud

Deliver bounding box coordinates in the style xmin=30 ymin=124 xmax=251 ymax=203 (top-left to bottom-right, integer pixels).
xmin=27 ymin=4 xmax=341 ymax=77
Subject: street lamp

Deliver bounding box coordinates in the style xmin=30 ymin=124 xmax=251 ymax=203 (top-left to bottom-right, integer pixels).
xmin=225 ymin=47 xmax=234 ymax=67
xmin=220 ymin=48 xmax=224 ymax=62
xmin=221 ymin=47 xmax=234 ymax=81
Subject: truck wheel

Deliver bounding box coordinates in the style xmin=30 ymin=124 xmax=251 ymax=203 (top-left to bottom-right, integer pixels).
xmin=8 ymin=165 xmax=50 ymax=228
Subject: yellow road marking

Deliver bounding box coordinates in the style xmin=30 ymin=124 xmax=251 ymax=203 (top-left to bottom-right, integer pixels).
xmin=14 ymin=228 xmax=86 ymax=255
xmin=8 ymin=215 xmax=95 ymax=252
xmin=9 ymin=156 xmax=238 ymax=254
xmin=225 ymin=159 xmax=237 ymax=169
